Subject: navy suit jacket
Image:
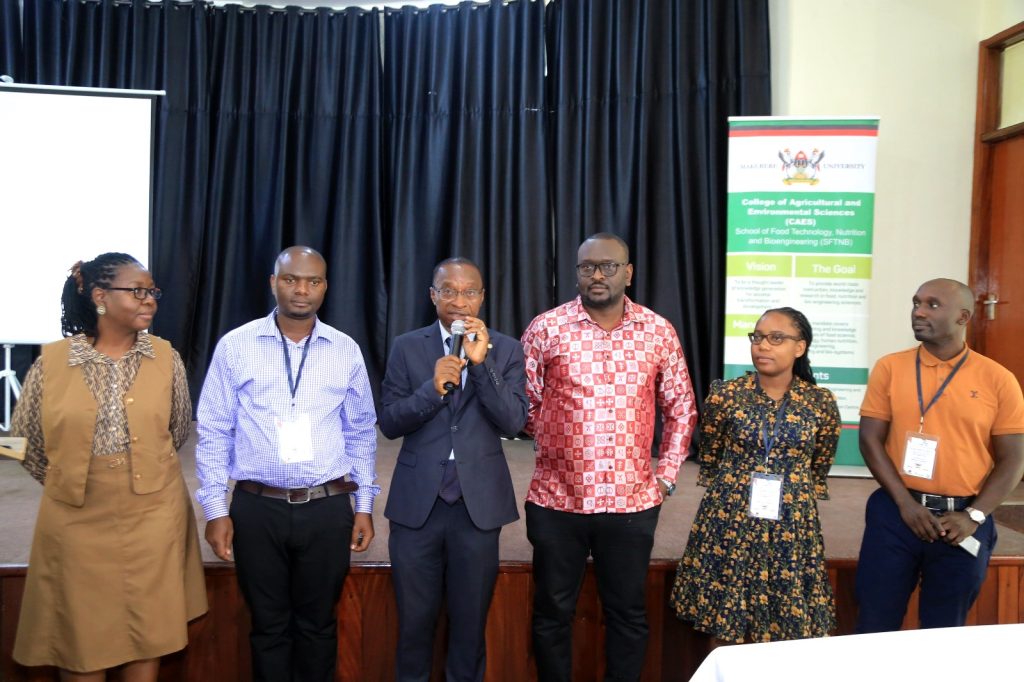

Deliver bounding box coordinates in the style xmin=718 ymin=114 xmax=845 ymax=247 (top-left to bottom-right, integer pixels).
xmin=380 ymin=323 xmax=527 ymax=531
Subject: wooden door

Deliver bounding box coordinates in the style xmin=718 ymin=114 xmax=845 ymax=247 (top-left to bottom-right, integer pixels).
xmin=969 ymin=21 xmax=1024 ymax=384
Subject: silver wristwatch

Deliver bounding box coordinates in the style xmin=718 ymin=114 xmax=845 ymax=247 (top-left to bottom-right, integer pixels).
xmin=965 ymin=506 xmax=986 ymax=525
xmin=658 ymin=478 xmax=676 ymax=497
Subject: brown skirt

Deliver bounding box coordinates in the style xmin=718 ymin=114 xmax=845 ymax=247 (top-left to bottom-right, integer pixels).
xmin=13 ymin=453 xmax=208 ymax=672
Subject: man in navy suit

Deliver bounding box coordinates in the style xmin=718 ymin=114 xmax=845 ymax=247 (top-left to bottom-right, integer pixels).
xmin=380 ymin=257 xmax=528 ymax=682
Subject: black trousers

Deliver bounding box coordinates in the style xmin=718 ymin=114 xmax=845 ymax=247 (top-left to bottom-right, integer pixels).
xmin=855 ymin=488 xmax=996 ymax=632
xmin=389 ymin=498 xmax=501 ymax=682
xmin=230 ymin=487 xmax=355 ymax=682
xmin=526 ymin=502 xmax=661 ymax=682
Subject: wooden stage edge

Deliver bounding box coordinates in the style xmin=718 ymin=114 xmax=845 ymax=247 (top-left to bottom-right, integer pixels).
xmin=3 ymin=557 xmax=1023 ymax=682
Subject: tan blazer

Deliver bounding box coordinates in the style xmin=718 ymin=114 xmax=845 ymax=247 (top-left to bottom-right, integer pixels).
xmin=40 ymin=336 xmax=182 ymax=506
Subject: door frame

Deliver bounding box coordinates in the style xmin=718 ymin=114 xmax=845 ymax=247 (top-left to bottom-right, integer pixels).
xmin=968 ymin=19 xmax=1024 ymax=353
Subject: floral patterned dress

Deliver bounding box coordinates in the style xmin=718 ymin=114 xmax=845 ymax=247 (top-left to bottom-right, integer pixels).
xmin=670 ymin=373 xmax=841 ymax=642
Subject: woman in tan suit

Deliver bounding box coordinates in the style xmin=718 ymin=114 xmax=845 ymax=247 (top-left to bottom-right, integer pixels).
xmin=11 ymin=252 xmax=207 ymax=681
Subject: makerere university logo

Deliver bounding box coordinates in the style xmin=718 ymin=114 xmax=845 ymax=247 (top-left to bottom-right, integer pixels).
xmin=778 ymin=148 xmax=824 ymax=185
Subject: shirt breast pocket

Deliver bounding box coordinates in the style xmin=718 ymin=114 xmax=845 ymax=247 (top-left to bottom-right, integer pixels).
xmin=322 ymin=379 xmax=351 ymax=399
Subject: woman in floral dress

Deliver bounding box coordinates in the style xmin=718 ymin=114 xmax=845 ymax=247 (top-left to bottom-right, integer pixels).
xmin=670 ymin=307 xmax=840 ymax=643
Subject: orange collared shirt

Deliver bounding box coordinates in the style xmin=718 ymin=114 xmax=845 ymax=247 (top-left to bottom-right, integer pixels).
xmin=860 ymin=344 xmax=1024 ymax=496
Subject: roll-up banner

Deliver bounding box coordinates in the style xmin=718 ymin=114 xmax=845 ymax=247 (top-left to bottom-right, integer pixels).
xmin=725 ymin=116 xmax=880 ymax=470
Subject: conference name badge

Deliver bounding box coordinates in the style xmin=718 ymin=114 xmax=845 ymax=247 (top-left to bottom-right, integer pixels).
xmin=276 ymin=413 xmax=314 ymax=464
xmin=749 ymin=472 xmax=783 ymax=520
xmin=902 ymin=431 xmax=939 ymax=480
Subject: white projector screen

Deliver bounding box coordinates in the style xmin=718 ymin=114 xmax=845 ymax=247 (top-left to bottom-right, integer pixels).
xmin=0 ymin=83 xmax=162 ymax=345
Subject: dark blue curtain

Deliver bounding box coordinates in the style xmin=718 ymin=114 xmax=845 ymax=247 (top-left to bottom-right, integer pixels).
xmin=0 ymin=0 xmax=770 ymax=406
xmin=0 ymin=0 xmax=21 ymax=79
xmin=6 ymin=0 xmax=384 ymax=397
xmin=382 ymin=0 xmax=550 ymax=341
xmin=547 ymin=0 xmax=771 ymax=403
xmin=4 ymin=0 xmax=209 ymax=392
xmin=194 ymin=5 xmax=386 ymax=394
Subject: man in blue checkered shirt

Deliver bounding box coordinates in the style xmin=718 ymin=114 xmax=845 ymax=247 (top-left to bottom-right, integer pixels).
xmin=195 ymin=245 xmax=379 ymax=682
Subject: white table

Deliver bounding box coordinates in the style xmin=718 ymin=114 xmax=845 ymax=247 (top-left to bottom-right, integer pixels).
xmin=689 ymin=623 xmax=1024 ymax=682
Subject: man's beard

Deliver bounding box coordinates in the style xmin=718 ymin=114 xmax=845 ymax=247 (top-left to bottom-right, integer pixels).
xmin=580 ymin=289 xmax=621 ymax=309
xmin=281 ymin=307 xmax=316 ymax=320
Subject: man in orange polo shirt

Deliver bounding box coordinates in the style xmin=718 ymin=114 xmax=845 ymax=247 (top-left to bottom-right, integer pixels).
xmin=855 ymin=278 xmax=1024 ymax=632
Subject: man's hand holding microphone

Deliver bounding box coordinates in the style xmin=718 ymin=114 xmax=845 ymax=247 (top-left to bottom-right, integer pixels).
xmin=433 ymin=317 xmax=490 ymax=396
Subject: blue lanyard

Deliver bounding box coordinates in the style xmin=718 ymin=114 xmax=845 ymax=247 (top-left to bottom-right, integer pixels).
xmin=755 ymin=374 xmax=790 ymax=464
xmin=761 ymin=398 xmax=790 ymax=464
xmin=277 ymin=318 xmax=312 ymax=401
xmin=915 ymin=347 xmax=968 ymax=431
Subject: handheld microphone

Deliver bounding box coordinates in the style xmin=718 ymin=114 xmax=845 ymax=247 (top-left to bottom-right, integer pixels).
xmin=443 ymin=319 xmax=466 ymax=393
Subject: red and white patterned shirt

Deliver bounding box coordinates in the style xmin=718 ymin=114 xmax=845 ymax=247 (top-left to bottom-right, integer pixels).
xmin=521 ymin=296 xmax=697 ymax=513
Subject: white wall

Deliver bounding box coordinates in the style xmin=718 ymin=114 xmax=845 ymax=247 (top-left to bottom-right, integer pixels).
xmin=980 ymin=0 xmax=1024 ymax=37
xmin=770 ymin=0 xmax=1023 ymax=365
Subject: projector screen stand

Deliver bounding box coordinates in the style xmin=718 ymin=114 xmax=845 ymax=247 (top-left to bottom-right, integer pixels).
xmin=1 ymin=344 xmax=22 ymax=431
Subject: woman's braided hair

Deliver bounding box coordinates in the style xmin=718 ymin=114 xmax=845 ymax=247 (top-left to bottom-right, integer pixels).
xmin=61 ymin=253 xmax=142 ymax=337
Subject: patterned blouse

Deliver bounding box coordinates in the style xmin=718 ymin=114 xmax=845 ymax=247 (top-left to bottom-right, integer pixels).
xmin=12 ymin=333 xmax=192 ymax=484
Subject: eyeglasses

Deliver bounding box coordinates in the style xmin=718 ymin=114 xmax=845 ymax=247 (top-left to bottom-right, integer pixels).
xmin=432 ymin=287 xmax=482 ymax=302
xmin=576 ymin=262 xmax=627 ymax=277
xmin=748 ymin=331 xmax=801 ymax=346
xmin=104 ymin=286 xmax=163 ymax=300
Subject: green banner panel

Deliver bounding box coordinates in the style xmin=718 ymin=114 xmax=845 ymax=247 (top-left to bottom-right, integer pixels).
xmin=727 ymin=192 xmax=874 ymax=253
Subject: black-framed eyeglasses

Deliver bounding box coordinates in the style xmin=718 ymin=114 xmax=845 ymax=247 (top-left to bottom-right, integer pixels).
xmin=576 ymin=262 xmax=627 ymax=277
xmin=431 ymin=286 xmax=483 ymax=302
xmin=748 ymin=331 xmax=801 ymax=346
xmin=104 ymin=286 xmax=163 ymax=300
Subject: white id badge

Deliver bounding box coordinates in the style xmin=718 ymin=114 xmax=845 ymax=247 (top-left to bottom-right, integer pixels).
xmin=749 ymin=472 xmax=783 ymax=520
xmin=902 ymin=431 xmax=939 ymax=480
xmin=276 ymin=413 xmax=314 ymax=464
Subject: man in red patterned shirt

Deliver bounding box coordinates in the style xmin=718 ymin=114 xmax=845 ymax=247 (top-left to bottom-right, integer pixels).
xmin=521 ymin=233 xmax=697 ymax=681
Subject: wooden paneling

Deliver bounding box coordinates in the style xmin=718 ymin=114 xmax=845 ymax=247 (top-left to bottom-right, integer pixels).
xmin=2 ymin=559 xmax=1022 ymax=681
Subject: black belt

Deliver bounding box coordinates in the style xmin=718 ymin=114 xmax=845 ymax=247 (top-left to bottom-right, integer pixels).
xmin=907 ymin=488 xmax=974 ymax=512
xmin=237 ymin=478 xmax=357 ymax=504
